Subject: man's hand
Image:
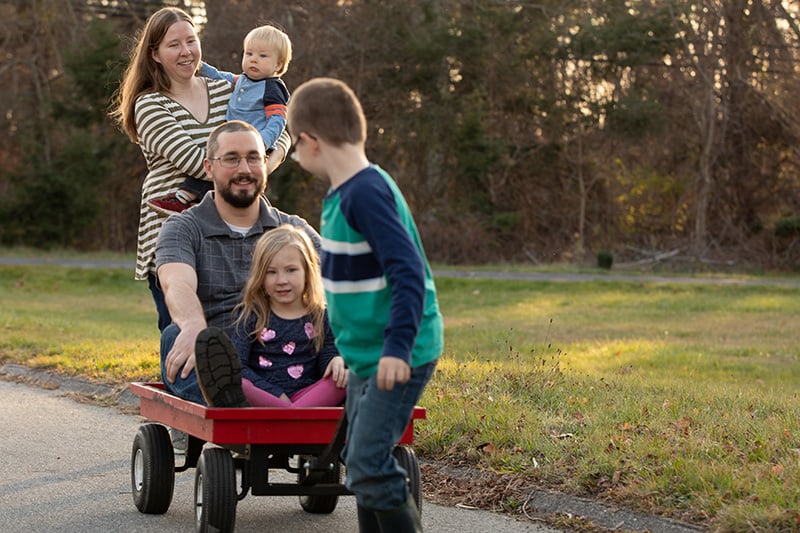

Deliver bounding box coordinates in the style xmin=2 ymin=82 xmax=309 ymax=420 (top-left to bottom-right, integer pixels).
xmin=376 ymin=356 xmax=410 ymax=391
xmin=158 ymin=262 xmax=206 ymax=383
xmin=164 ymin=321 xmax=206 ymax=383
xmin=323 ymin=356 xmax=348 ymax=388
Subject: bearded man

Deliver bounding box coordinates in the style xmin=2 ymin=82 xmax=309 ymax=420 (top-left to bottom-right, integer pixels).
xmin=155 ymin=120 xmax=319 ymax=404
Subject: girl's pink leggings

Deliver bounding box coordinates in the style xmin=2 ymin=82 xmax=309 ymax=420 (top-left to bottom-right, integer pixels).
xmin=242 ymin=376 xmax=346 ymax=408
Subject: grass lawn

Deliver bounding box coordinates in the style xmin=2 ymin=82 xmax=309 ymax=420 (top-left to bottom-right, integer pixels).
xmin=1 ymin=262 xmax=798 ymax=531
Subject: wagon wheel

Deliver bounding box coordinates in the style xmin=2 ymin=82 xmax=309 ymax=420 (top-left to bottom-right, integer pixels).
xmin=195 ymin=447 xmax=237 ymax=533
xmin=298 ymin=455 xmax=341 ymax=514
xmin=131 ymin=423 xmax=175 ymax=514
xmin=393 ymin=445 xmax=422 ymax=513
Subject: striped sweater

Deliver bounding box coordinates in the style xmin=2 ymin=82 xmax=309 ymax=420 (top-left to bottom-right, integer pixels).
xmin=134 ymin=78 xmax=232 ymax=280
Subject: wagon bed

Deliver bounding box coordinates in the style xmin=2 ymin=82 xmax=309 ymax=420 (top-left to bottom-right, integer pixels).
xmin=128 ymin=382 xmax=426 ymax=532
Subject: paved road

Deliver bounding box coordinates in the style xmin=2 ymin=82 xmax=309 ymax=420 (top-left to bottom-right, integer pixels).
xmin=0 ymin=380 xmax=558 ymax=533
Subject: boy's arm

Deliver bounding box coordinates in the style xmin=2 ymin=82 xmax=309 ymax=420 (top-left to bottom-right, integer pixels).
xmin=198 ymin=61 xmax=236 ymax=84
xmin=259 ymin=79 xmax=290 ymax=150
xmin=260 ymin=115 xmax=286 ymax=151
xmin=344 ymin=178 xmax=426 ymax=366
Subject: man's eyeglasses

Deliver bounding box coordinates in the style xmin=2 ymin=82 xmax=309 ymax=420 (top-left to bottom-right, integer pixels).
xmin=209 ymin=154 xmax=267 ymax=169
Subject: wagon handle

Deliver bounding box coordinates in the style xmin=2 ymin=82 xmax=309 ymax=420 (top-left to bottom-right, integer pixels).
xmin=300 ymin=410 xmax=348 ymax=486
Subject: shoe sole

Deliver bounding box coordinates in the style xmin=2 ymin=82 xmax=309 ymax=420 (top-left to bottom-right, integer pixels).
xmin=195 ymin=327 xmax=250 ymax=408
xmin=147 ymin=200 xmax=195 ymax=217
xmin=147 ymin=201 xmax=180 ymax=217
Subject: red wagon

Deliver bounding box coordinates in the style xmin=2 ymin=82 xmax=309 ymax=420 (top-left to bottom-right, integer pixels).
xmin=129 ymin=382 xmax=426 ymax=532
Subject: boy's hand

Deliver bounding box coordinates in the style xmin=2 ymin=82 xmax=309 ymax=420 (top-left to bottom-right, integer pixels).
xmin=377 ymin=356 xmax=410 ymax=391
xmin=323 ymin=356 xmax=348 ymax=388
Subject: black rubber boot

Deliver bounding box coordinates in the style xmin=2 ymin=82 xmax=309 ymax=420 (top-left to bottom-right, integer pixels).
xmin=194 ymin=326 xmax=249 ymax=407
xmin=373 ymin=494 xmax=422 ymax=533
xmin=357 ymin=504 xmax=381 ymax=533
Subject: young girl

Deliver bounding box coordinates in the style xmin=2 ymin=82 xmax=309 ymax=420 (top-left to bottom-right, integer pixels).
xmin=230 ymin=224 xmax=347 ymax=407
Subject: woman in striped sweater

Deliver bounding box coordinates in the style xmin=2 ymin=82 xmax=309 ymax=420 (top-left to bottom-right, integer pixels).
xmin=110 ymin=7 xmax=290 ymax=331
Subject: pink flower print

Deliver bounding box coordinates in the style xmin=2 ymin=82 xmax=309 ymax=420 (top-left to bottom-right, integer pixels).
xmin=282 ymin=342 xmax=296 ymax=355
xmin=259 ymin=328 xmax=276 ymax=342
xmin=258 ymin=356 xmax=272 ymax=369
xmin=288 ymin=364 xmax=304 ymax=379
xmin=304 ymin=322 xmax=316 ymax=339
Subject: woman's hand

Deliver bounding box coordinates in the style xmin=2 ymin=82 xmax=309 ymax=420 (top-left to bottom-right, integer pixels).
xmin=267 ymin=144 xmax=287 ymax=174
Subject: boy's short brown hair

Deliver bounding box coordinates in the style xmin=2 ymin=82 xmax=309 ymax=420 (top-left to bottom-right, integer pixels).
xmin=288 ymin=78 xmax=367 ymax=146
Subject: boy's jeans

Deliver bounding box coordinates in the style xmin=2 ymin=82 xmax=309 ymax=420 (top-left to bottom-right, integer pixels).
xmin=343 ymin=360 xmax=437 ymax=511
xmin=159 ymin=323 xmax=206 ymax=404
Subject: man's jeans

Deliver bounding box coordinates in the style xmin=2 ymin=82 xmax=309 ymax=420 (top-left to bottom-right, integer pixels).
xmin=343 ymin=360 xmax=437 ymax=511
xmin=148 ymin=273 xmax=171 ymax=333
xmin=159 ymin=323 xmax=206 ymax=404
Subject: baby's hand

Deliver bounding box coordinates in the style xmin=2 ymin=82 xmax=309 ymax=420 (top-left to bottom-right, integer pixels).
xmin=324 ymin=356 xmax=348 ymax=388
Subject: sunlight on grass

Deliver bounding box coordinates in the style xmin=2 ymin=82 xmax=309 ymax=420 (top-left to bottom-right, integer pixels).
xmin=23 ymin=339 xmax=161 ymax=381
xmin=0 ymin=265 xmax=160 ymax=382
xmin=3 ymin=265 xmax=800 ymax=530
xmin=427 ymin=277 xmax=800 ymax=530
xmin=420 ymin=348 xmax=800 ymax=528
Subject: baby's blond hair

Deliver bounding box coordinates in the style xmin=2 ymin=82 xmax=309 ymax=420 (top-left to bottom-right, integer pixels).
xmin=244 ymin=24 xmax=292 ymax=77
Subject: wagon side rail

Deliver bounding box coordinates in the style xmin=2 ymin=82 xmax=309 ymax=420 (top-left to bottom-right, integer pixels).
xmin=129 ymin=382 xmax=426 ymax=446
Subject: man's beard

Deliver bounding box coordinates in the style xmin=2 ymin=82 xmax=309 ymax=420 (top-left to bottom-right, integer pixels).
xmin=217 ymin=174 xmax=265 ymax=208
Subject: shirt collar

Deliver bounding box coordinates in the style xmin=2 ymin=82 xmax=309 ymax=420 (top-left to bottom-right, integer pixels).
xmin=194 ymin=191 xmax=284 ymax=237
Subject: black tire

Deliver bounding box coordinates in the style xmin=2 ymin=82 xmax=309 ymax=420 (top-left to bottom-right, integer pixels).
xmin=131 ymin=423 xmax=175 ymax=514
xmin=195 ymin=447 xmax=237 ymax=533
xmin=298 ymin=455 xmax=341 ymax=514
xmin=393 ymin=445 xmax=422 ymax=513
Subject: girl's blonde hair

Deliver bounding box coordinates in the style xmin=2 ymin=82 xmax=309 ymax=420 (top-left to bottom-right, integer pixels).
xmin=108 ymin=7 xmax=197 ymax=142
xmin=244 ymin=24 xmax=292 ymax=77
xmin=235 ymin=225 xmax=326 ymax=352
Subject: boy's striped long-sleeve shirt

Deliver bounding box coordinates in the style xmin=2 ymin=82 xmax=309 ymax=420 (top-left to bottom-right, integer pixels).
xmin=320 ymin=164 xmax=443 ymax=378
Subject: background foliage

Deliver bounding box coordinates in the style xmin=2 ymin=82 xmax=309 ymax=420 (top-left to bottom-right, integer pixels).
xmin=3 ymin=0 xmax=800 ymax=268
